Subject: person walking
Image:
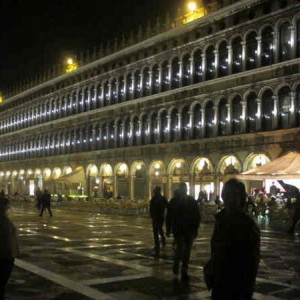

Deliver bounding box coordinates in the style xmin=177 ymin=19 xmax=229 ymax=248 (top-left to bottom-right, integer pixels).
xmin=149 ymin=186 xmax=168 ymax=257
xmin=0 ymin=196 xmax=20 ymax=300
xmin=204 ymin=179 xmax=260 ymax=300
xmin=35 ymin=187 xmax=42 ymax=211
xmin=167 ymin=182 xmax=201 ymax=281
xmin=39 ymin=189 xmax=53 ymax=217
xmin=288 ymin=191 xmax=300 ymax=234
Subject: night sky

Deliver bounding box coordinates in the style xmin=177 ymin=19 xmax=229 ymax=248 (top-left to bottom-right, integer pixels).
xmin=0 ymin=0 xmax=182 ymax=92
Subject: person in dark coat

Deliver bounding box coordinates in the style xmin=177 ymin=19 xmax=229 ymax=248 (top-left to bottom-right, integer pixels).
xmin=288 ymin=192 xmax=300 ymax=234
xmin=0 ymin=196 xmax=20 ymax=300
xmin=39 ymin=189 xmax=53 ymax=217
xmin=166 ymin=182 xmax=201 ymax=281
xmin=149 ymin=186 xmax=168 ymax=257
xmin=205 ymin=179 xmax=260 ymax=300
xmin=35 ymin=187 xmax=42 ymax=211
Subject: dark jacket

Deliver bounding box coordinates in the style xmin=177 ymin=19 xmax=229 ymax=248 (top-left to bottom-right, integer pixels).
xmin=166 ymin=195 xmax=201 ymax=238
xmin=41 ymin=191 xmax=51 ymax=206
xmin=150 ymin=195 xmax=168 ymax=223
xmin=210 ymin=208 xmax=260 ymax=298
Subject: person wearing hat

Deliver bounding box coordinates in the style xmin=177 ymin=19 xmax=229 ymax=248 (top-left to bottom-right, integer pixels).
xmin=204 ymin=179 xmax=260 ymax=300
xmin=0 ymin=196 xmax=20 ymax=300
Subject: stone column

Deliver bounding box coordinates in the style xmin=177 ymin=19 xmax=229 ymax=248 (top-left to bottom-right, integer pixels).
xmin=129 ymin=121 xmax=134 ymax=146
xmin=189 ymin=57 xmax=194 ymax=84
xmin=273 ymin=95 xmax=279 ymax=130
xmin=256 ymin=98 xmax=262 ymax=131
xmin=177 ymin=112 xmax=182 ymax=141
xmin=137 ymin=120 xmax=142 ymax=145
xmin=227 ymin=45 xmax=233 ymax=75
xmin=290 ymin=91 xmax=296 ymax=127
xmin=179 ymin=60 xmax=183 ymax=87
xmin=214 ymin=49 xmax=219 ymax=78
xmin=156 ymin=117 xmax=161 ymax=143
xmin=158 ymin=67 xmax=162 ymax=93
xmin=148 ymin=70 xmax=153 ymax=95
xmin=256 ymin=36 xmax=262 ymax=67
xmin=130 ymin=175 xmax=135 ymax=200
xmin=241 ymin=101 xmax=247 ymax=133
xmin=167 ymin=64 xmax=172 ymax=90
xmin=226 ymin=103 xmax=231 ymax=135
xmin=201 ymin=53 xmax=206 ymax=81
xmin=213 ymin=106 xmax=219 ymax=137
xmin=139 ymin=73 xmax=143 ymax=98
xmin=291 ymin=25 xmax=296 ymax=59
xmin=200 ymin=108 xmax=205 ymax=138
xmin=188 ymin=110 xmax=193 ymax=139
xmin=131 ymin=75 xmax=135 ymax=100
xmin=241 ymin=41 xmax=246 ymax=71
xmin=123 ymin=76 xmax=127 ymax=101
xmin=115 ymin=81 xmax=120 ymax=104
xmin=166 ymin=115 xmax=171 ymax=142
xmin=273 ymin=31 xmax=279 ymax=63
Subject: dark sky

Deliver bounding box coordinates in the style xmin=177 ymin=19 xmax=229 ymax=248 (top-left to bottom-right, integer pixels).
xmin=0 ymin=0 xmax=182 ymax=92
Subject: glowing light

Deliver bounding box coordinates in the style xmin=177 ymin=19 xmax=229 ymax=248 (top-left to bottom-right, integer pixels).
xmin=65 ymin=57 xmax=78 ymax=73
xmin=188 ymin=2 xmax=197 ymax=11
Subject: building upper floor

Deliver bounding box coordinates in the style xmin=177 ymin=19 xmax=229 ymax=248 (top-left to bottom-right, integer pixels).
xmin=0 ymin=0 xmax=299 ymax=136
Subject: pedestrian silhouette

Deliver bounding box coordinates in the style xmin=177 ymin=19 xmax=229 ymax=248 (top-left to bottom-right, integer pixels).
xmin=166 ymin=182 xmax=201 ymax=282
xmin=39 ymin=189 xmax=53 ymax=217
xmin=288 ymin=191 xmax=300 ymax=234
xmin=0 ymin=196 xmax=20 ymax=299
xmin=204 ymin=179 xmax=260 ymax=300
xmin=150 ymin=186 xmax=168 ymax=257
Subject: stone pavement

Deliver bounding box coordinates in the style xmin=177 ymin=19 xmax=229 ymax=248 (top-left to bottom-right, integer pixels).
xmin=5 ymin=202 xmax=300 ymax=300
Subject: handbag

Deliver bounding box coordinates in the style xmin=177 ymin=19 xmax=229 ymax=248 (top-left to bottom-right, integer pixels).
xmin=203 ymin=258 xmax=213 ymax=290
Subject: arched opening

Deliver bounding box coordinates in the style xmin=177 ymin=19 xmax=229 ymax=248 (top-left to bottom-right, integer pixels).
xmin=246 ymin=31 xmax=257 ymax=70
xmin=246 ymin=92 xmax=257 ymax=133
xmin=261 ymin=26 xmax=274 ymax=66
xmin=278 ymin=86 xmax=292 ymax=129
xmin=232 ymin=96 xmax=242 ymax=134
xmin=218 ymin=41 xmax=228 ymax=77
xmin=232 ymin=37 xmax=242 ymax=73
xmin=218 ymin=98 xmax=227 ymax=136
xmin=261 ymin=89 xmax=274 ymax=131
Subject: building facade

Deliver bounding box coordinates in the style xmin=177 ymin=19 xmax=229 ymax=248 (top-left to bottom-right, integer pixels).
xmin=1 ymin=0 xmax=300 ymax=200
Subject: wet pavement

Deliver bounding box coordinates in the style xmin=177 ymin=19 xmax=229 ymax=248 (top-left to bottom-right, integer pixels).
xmin=5 ymin=202 xmax=300 ymax=300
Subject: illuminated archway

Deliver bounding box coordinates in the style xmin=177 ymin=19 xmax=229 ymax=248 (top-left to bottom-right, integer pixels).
xmin=149 ymin=160 xmax=167 ymax=197
xmin=167 ymin=158 xmax=189 ymax=196
xmin=191 ymin=157 xmax=214 ymax=200
xmin=131 ymin=161 xmax=147 ymax=200
xmin=99 ymin=163 xmax=113 ymax=198
xmin=115 ymin=163 xmax=129 ymax=199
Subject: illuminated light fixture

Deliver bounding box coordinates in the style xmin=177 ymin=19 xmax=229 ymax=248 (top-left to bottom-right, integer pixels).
xmin=65 ymin=57 xmax=78 ymax=73
xmin=136 ymin=164 xmax=142 ymax=170
xmin=154 ymin=163 xmax=160 ymax=169
xmin=178 ymin=1 xmax=207 ymax=24
xmin=176 ymin=162 xmax=181 ymax=168
xmin=188 ymin=1 xmax=197 ymax=11
xmin=0 ymin=95 xmax=4 ymax=103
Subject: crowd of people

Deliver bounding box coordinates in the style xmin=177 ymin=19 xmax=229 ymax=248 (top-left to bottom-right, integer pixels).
xmin=1 ymin=178 xmax=300 ymax=299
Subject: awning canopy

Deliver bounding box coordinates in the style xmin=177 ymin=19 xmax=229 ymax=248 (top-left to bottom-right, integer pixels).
xmin=56 ymin=167 xmax=84 ymax=183
xmin=237 ymin=152 xmax=300 ymax=180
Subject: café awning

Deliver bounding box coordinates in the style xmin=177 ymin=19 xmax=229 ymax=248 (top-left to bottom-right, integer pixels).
xmin=237 ymin=152 xmax=300 ymax=180
xmin=56 ymin=167 xmax=84 ymax=183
